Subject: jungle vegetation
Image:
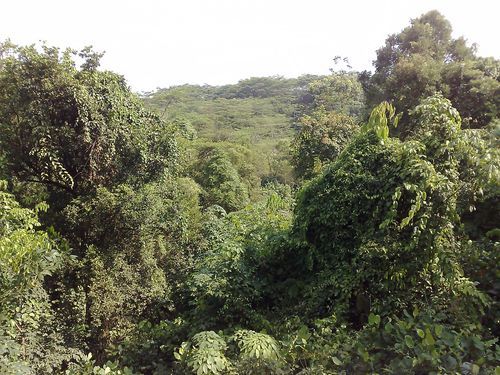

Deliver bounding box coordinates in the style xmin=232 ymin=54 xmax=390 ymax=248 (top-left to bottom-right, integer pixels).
xmin=0 ymin=10 xmax=499 ymax=375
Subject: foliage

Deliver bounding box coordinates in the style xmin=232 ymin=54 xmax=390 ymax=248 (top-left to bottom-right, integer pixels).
xmin=107 ymin=319 xmax=188 ymax=373
xmin=188 ymin=141 xmax=262 ymax=204
xmin=188 ymin=186 xmax=293 ymax=330
xmin=290 ymin=96 xmax=492 ymax=321
xmin=442 ymin=57 xmax=500 ymax=128
xmin=233 ymin=329 xmax=280 ymax=361
xmin=142 ymin=76 xmax=325 ymax=186
xmin=59 ymin=177 xmax=203 ymax=357
xmin=352 ymin=309 xmax=500 ymax=374
xmin=275 ymin=308 xmax=500 ymax=374
xmin=0 ymin=42 xmax=178 ymax=197
xmin=142 ymin=77 xmax=316 ymax=163
xmin=299 ymin=72 xmax=366 ymax=119
xmin=64 ymin=352 xmax=135 ymax=375
xmin=232 ymin=330 xmax=284 ymax=374
xmin=365 ymin=10 xmax=500 ymax=129
xmin=175 ymin=329 xmax=284 ymax=375
xmin=175 ymin=331 xmax=232 ymax=375
xmin=262 ymin=139 xmax=294 ymax=186
xmin=289 ymin=71 xmax=366 ymax=180
xmin=0 ymin=16 xmax=498 ymax=373
xmin=191 ymin=147 xmax=249 ymax=212
xmin=291 ymin=109 xmax=359 ymax=179
xmin=0 ymin=182 xmax=77 ymax=374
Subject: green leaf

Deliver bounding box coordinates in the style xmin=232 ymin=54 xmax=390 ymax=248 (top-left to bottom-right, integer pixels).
xmin=416 ymin=328 xmax=425 ymax=338
xmin=424 ymin=328 xmax=435 ymax=346
xmin=368 ymin=313 xmax=380 ymax=327
xmin=297 ymin=325 xmax=310 ymax=341
xmin=412 ymin=307 xmax=419 ymax=318
xmin=384 ymin=322 xmax=393 ymax=332
xmin=434 ymin=325 xmax=443 ymax=337
xmin=405 ymin=335 xmax=415 ymax=348
xmin=332 ymin=356 xmax=342 ymax=365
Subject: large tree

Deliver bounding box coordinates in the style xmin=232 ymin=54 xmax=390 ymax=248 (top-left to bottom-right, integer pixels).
xmin=364 ymin=10 xmax=499 ymax=131
xmin=0 ymin=42 xmax=178 ymax=198
xmin=291 ymin=109 xmax=359 ymax=179
xmin=290 ymin=95 xmax=498 ymax=320
xmin=298 ymin=72 xmax=366 ymax=119
xmin=0 ymin=42 xmax=199 ymax=366
xmin=191 ymin=146 xmax=249 ymax=212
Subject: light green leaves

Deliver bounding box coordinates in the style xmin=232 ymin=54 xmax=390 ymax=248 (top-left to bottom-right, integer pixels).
xmin=233 ymin=329 xmax=281 ymax=361
xmin=178 ymin=329 xmax=282 ymax=374
xmin=416 ymin=328 xmax=425 ymax=338
xmin=368 ymin=313 xmax=381 ymax=327
xmin=181 ymin=332 xmax=231 ymax=375
xmin=0 ymin=187 xmax=61 ymax=301
xmin=0 ymin=186 xmax=62 ymax=375
xmin=364 ymin=101 xmax=401 ymax=141
xmin=331 ymin=356 xmax=342 ymax=365
xmin=423 ymin=328 xmax=435 ymax=346
xmin=404 ymin=335 xmax=415 ymax=348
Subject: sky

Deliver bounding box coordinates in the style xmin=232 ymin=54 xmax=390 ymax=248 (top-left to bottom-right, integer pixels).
xmin=2 ymin=0 xmax=499 ymax=93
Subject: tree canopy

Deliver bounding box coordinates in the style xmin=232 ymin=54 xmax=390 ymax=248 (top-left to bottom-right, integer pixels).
xmin=0 ymin=43 xmax=178 ymax=197
xmin=364 ymin=10 xmax=499 ymax=131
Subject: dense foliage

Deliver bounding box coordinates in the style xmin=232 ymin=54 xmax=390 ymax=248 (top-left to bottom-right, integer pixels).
xmin=362 ymin=10 xmax=500 ymax=131
xmin=1 ymin=10 xmax=499 ymax=375
xmin=0 ymin=44 xmax=178 ymax=197
xmin=290 ymin=109 xmax=359 ymax=180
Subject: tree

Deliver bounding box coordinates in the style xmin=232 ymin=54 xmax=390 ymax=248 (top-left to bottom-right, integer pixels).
xmin=290 ymin=96 xmax=496 ymax=321
xmin=297 ymin=72 xmax=366 ymax=119
xmin=291 ymin=109 xmax=359 ymax=179
xmin=191 ymin=147 xmax=249 ymax=212
xmin=0 ymin=42 xmax=193 ymax=367
xmin=56 ymin=176 xmax=203 ymax=360
xmin=366 ymin=10 xmax=500 ymax=130
xmin=0 ymin=182 xmax=76 ymax=374
xmin=0 ymin=42 xmax=178 ymax=198
xmin=442 ymin=57 xmax=500 ymax=127
xmin=187 ymin=185 xmax=293 ymax=329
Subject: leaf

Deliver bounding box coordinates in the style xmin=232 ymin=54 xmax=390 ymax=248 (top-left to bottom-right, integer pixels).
xmin=297 ymin=325 xmax=311 ymax=341
xmin=405 ymin=335 xmax=415 ymax=348
xmin=332 ymin=356 xmax=342 ymax=365
xmin=412 ymin=307 xmax=419 ymax=318
xmin=416 ymin=328 xmax=425 ymax=338
xmin=434 ymin=325 xmax=443 ymax=337
xmin=424 ymin=328 xmax=435 ymax=346
xmin=368 ymin=313 xmax=380 ymax=327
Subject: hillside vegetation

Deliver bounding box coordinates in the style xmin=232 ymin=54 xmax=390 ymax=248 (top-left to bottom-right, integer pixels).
xmin=143 ymin=78 xmax=310 ymax=146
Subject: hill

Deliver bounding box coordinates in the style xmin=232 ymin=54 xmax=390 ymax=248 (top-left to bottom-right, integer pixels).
xmin=142 ymin=75 xmax=322 ymax=153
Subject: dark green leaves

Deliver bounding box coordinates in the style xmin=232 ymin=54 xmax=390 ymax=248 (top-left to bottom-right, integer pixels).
xmin=0 ymin=43 xmax=178 ymax=195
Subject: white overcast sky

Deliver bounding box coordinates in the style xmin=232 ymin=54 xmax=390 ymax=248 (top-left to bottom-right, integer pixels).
xmin=2 ymin=0 xmax=499 ymax=92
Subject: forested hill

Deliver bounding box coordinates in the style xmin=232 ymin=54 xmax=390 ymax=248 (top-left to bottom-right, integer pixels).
xmin=142 ymin=75 xmax=321 ymax=149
